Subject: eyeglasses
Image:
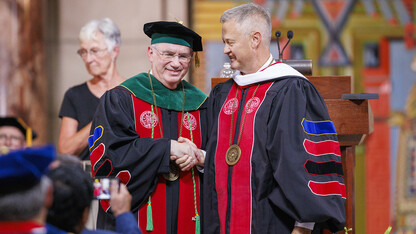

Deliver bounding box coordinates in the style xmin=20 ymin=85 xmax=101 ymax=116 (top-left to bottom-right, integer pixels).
xmin=0 ymin=134 xmax=24 ymax=145
xmin=152 ymin=46 xmax=192 ymax=63
xmin=77 ymin=47 xmax=108 ymax=59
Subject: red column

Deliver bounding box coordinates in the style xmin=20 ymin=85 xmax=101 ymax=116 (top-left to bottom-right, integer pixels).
xmin=363 ymin=38 xmax=391 ymax=234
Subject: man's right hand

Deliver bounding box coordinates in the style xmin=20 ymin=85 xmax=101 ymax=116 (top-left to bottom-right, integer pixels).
xmin=177 ymin=137 xmax=204 ymax=167
xmin=170 ymin=138 xmax=202 ymax=171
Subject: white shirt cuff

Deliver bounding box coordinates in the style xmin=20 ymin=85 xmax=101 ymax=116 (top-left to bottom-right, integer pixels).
xmin=196 ymin=150 xmax=206 ymax=173
xmin=294 ymin=221 xmax=315 ymax=230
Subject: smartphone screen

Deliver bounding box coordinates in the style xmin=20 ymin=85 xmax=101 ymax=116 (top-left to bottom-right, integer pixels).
xmin=93 ymin=177 xmax=118 ymax=200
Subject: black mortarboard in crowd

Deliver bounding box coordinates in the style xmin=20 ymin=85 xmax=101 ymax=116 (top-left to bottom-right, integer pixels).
xmin=0 ymin=117 xmax=37 ymax=146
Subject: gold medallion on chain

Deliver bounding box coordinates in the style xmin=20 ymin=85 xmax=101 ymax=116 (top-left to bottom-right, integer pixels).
xmin=226 ymin=144 xmax=241 ymax=166
xmin=163 ymin=160 xmax=181 ymax=181
xmin=225 ymin=84 xmax=260 ymax=166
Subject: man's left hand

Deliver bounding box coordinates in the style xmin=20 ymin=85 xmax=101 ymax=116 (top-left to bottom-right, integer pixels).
xmin=177 ymin=137 xmax=204 ymax=167
xmin=291 ymin=227 xmax=312 ymax=234
xmin=110 ymin=181 xmax=132 ymax=217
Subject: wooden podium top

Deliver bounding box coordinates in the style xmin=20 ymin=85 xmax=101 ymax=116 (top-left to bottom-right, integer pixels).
xmin=211 ymin=76 xmax=373 ymax=146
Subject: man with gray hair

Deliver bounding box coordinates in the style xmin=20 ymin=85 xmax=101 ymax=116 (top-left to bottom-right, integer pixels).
xmin=203 ymin=3 xmax=345 ymax=233
xmin=0 ymin=145 xmax=55 ymax=233
xmin=89 ymin=21 xmax=206 ymax=233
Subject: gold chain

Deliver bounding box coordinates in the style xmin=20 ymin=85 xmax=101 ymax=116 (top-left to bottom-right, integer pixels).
xmin=147 ymin=70 xmax=186 ymax=138
xmin=147 ymin=71 xmax=197 ymax=231
xmin=148 ymin=71 xmax=164 ymax=138
xmin=229 ymin=84 xmax=260 ymax=147
xmin=229 ymin=89 xmax=239 ymax=147
xmin=179 ymin=82 xmax=185 ymax=138
xmin=228 ymin=58 xmax=273 ymax=147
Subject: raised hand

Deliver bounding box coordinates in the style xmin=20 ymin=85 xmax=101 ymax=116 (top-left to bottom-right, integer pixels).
xmin=110 ymin=181 xmax=132 ymax=217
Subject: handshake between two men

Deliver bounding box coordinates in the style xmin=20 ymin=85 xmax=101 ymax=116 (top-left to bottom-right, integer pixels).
xmin=170 ymin=137 xmax=204 ymax=171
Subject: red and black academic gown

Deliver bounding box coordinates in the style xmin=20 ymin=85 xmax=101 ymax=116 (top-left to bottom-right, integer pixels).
xmin=88 ymin=72 xmax=207 ymax=234
xmin=203 ymin=62 xmax=346 ymax=233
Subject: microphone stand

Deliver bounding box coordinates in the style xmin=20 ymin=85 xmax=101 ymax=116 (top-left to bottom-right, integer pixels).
xmin=274 ymin=30 xmax=313 ymax=75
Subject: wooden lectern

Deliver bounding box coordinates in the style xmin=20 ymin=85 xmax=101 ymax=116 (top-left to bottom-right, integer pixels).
xmin=211 ymin=76 xmax=375 ymax=234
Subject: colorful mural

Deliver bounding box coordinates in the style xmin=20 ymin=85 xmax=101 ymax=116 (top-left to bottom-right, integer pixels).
xmin=192 ymin=0 xmax=415 ymax=233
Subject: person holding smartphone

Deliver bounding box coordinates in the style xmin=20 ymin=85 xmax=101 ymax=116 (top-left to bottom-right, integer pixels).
xmin=46 ymin=162 xmax=141 ymax=234
xmin=0 ymin=146 xmax=55 ymax=234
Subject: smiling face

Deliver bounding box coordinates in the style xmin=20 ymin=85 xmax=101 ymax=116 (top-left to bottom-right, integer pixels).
xmin=148 ymin=43 xmax=193 ymax=89
xmin=222 ymin=20 xmax=255 ymax=74
xmin=79 ymin=32 xmax=116 ymax=77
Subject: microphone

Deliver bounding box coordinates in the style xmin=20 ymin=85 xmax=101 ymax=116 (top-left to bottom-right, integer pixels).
xmin=280 ymin=30 xmax=293 ymax=60
xmin=274 ymin=30 xmax=312 ymax=75
xmin=275 ymin=31 xmax=281 ymax=61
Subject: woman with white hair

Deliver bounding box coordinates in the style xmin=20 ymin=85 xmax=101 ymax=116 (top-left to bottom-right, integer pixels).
xmin=58 ymin=18 xmax=125 ymax=161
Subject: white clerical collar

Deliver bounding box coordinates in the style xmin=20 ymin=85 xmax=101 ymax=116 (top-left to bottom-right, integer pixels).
xmin=233 ymin=54 xmax=307 ymax=86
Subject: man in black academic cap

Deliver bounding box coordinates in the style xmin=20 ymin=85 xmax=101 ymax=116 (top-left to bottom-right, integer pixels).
xmin=0 ymin=145 xmax=55 ymax=233
xmin=89 ymin=21 xmax=207 ymax=234
xmin=0 ymin=117 xmax=37 ymax=155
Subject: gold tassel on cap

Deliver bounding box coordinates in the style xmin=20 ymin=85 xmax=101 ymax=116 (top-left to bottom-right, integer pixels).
xmin=17 ymin=118 xmax=32 ymax=147
xmin=173 ymin=16 xmax=183 ymax=25
xmin=175 ymin=18 xmax=199 ymax=68
xmin=26 ymin=128 xmax=32 ymax=147
xmin=194 ymin=52 xmax=200 ymax=68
